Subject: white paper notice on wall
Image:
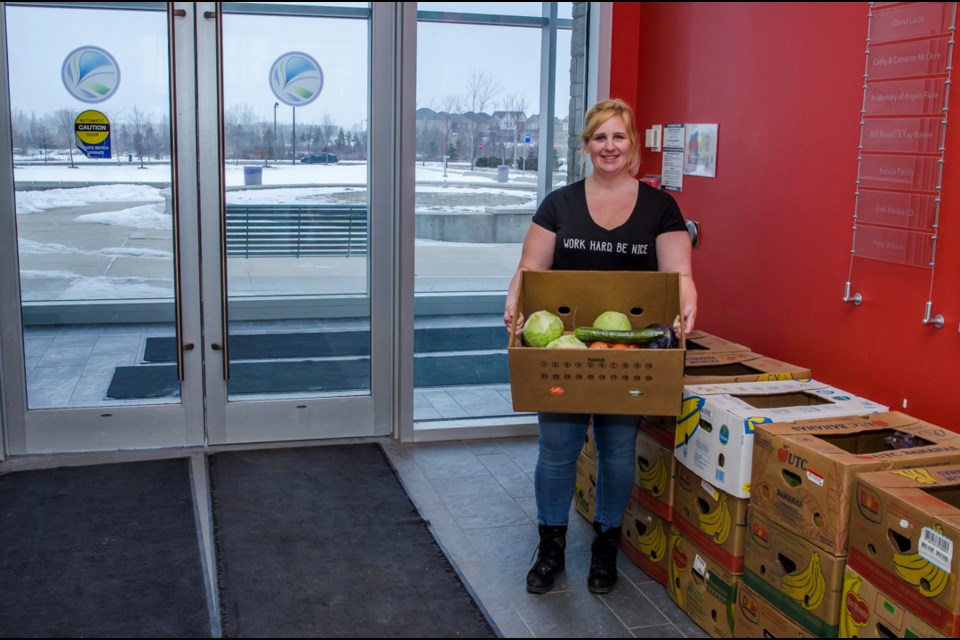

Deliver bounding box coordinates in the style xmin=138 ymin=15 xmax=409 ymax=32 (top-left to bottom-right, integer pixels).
xmin=661 ymin=123 xmax=685 ymax=192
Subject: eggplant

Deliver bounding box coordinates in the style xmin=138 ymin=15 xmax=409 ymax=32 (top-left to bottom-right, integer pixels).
xmin=643 ymin=323 xmax=678 ymax=349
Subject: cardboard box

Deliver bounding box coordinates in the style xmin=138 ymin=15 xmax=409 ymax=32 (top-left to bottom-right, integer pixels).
xmin=667 ymin=528 xmax=739 ymax=638
xmin=743 ymin=508 xmax=846 ymax=637
xmin=751 ymin=411 xmax=960 ymax=556
xmin=634 ymin=429 xmax=676 ymax=521
xmin=574 ymin=451 xmax=596 ymax=522
xmin=848 ymin=464 xmax=960 ymax=636
xmin=508 ymin=270 xmax=685 ymax=416
xmin=839 ymin=566 xmax=946 ymax=638
xmin=622 ymin=486 xmax=671 ymax=585
xmin=675 ymin=379 xmax=888 ymax=498
xmin=673 ymin=463 xmax=748 ymax=574
xmin=685 ymin=329 xmax=749 ymax=353
xmin=684 ymin=350 xmax=812 ymax=384
xmin=734 ymin=583 xmax=814 ymax=638
xmin=582 ymin=421 xmax=597 ymax=460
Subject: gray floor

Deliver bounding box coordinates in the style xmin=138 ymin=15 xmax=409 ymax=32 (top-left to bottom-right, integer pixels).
xmin=382 ymin=436 xmax=709 ymax=638
xmin=13 ymin=321 xmax=707 ymax=637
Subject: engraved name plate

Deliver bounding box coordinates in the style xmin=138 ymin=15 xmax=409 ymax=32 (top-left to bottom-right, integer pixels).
xmin=857 ymin=189 xmax=938 ymax=230
xmin=854 ymin=225 xmax=934 ymax=268
xmin=862 ymin=117 xmax=943 ymax=153
xmin=864 ymin=78 xmax=947 ymax=116
xmin=858 ymin=154 xmax=940 ymax=191
xmin=870 ymin=2 xmax=954 ymax=44
xmin=868 ymin=37 xmax=950 ymax=80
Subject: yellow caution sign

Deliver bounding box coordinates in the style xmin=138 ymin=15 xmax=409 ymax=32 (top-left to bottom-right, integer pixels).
xmin=74 ymin=110 xmax=111 ymax=158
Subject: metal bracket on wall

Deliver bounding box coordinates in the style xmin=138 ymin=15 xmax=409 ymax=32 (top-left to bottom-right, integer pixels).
xmin=842 ymin=282 xmax=862 ymax=306
xmin=922 ymin=302 xmax=944 ymax=329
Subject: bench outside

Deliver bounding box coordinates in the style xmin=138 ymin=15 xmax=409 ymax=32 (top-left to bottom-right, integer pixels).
xmin=225 ymin=203 xmax=368 ymax=257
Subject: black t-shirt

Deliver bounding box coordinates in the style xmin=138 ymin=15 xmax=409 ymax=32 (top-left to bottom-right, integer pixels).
xmin=532 ymin=179 xmax=687 ymax=271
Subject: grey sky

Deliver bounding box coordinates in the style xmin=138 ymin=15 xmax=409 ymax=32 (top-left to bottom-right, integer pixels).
xmin=5 ymin=3 xmax=570 ymax=129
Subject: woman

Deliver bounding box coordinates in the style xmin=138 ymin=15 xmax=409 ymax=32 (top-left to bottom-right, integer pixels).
xmin=504 ymin=98 xmax=697 ymax=595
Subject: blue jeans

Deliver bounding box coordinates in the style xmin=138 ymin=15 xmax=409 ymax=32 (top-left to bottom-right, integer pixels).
xmin=535 ymin=412 xmax=639 ymax=531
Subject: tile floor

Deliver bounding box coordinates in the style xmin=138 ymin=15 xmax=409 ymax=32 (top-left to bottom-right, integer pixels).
xmin=383 ymin=435 xmax=709 ymax=638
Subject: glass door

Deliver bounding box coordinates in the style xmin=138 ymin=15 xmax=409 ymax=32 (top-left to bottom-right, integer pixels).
xmin=197 ymin=2 xmax=391 ymax=444
xmin=0 ymin=1 xmax=203 ymax=453
xmin=0 ymin=2 xmax=392 ymax=455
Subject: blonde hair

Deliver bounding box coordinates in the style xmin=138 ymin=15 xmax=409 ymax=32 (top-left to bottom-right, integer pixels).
xmin=580 ymin=98 xmax=641 ymax=175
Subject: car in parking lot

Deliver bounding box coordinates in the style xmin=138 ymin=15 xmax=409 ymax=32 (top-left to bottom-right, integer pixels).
xmin=301 ymin=152 xmax=339 ymax=164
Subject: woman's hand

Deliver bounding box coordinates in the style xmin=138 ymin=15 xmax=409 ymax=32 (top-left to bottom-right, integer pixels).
xmin=504 ymin=303 xmax=524 ymax=336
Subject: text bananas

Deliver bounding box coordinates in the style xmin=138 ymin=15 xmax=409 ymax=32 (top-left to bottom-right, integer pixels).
xmin=637 ymin=450 xmax=668 ymax=497
xmin=698 ymin=492 xmax=731 ymax=544
xmin=635 ymin=518 xmax=667 ymax=562
xmin=781 ymin=552 xmax=826 ymax=610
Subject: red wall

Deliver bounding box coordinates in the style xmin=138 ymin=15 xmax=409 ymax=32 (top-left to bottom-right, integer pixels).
xmin=611 ymin=2 xmax=960 ymax=426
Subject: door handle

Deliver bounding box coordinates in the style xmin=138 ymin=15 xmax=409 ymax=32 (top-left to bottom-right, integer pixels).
xmin=211 ymin=342 xmax=224 ymax=351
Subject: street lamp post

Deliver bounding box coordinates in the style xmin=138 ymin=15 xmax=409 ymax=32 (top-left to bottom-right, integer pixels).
xmin=273 ymin=102 xmax=278 ymax=165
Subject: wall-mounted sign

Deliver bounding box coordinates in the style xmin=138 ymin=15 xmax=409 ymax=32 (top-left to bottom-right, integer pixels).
xmin=864 ymin=78 xmax=947 ymax=116
xmin=861 ymin=117 xmax=943 ymax=154
xmin=870 ymin=2 xmax=953 ymax=44
xmin=661 ymin=123 xmax=685 ymax=192
xmin=858 ymin=154 xmax=940 ymax=192
xmin=61 ymin=46 xmax=120 ymax=103
xmin=74 ymin=110 xmax=111 ymax=159
xmin=269 ymin=52 xmax=324 ymax=107
xmin=856 ymin=190 xmax=938 ymax=230
xmin=867 ymin=37 xmax=950 ymax=81
xmin=683 ymin=123 xmax=718 ymax=178
xmin=853 ymin=226 xmax=933 ymax=269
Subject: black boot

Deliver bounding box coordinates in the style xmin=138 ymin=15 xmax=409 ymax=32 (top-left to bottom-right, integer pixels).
xmin=526 ymin=524 xmax=567 ymax=594
xmin=588 ymin=521 xmax=621 ymax=594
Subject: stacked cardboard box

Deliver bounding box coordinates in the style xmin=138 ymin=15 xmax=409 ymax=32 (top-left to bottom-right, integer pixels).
xmin=846 ymin=464 xmax=960 ymax=637
xmin=746 ymin=413 xmax=960 ymax=637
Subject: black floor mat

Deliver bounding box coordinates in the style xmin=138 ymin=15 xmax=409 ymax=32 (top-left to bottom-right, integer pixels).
xmin=106 ymin=352 xmax=509 ymax=399
xmin=0 ymin=458 xmax=210 ymax=638
xmin=209 ymin=444 xmax=497 ymax=638
xmin=142 ymin=325 xmax=507 ymax=363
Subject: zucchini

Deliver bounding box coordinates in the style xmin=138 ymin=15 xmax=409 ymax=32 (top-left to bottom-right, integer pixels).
xmin=573 ymin=326 xmax=670 ymax=345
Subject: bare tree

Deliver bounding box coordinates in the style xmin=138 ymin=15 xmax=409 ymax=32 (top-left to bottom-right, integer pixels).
xmin=54 ymin=108 xmax=77 ymax=168
xmin=129 ymin=105 xmax=149 ymax=168
xmin=319 ymin=112 xmax=338 ymax=152
xmin=440 ymin=94 xmax=462 ymax=165
xmin=464 ymin=71 xmax=500 ymax=169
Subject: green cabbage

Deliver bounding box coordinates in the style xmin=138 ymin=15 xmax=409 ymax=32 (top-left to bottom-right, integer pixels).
xmin=546 ymin=334 xmax=588 ymax=349
xmin=593 ymin=311 xmax=631 ymax=331
xmin=522 ymin=310 xmax=564 ymax=347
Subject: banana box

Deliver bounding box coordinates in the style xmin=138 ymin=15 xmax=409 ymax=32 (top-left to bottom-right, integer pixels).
xmin=683 ymin=350 xmax=811 ymax=384
xmin=574 ymin=451 xmax=596 ymax=523
xmin=839 ymin=566 xmax=946 ymax=638
xmin=743 ymin=507 xmax=846 ymax=637
xmin=734 ymin=583 xmax=813 ymax=638
xmin=634 ymin=427 xmax=676 ymax=521
xmin=847 ymin=465 xmax=960 ymax=637
xmin=622 ymin=485 xmax=671 ymax=585
xmin=582 ymin=421 xmax=597 ymax=460
xmin=672 ymin=463 xmax=748 ymax=574
xmin=666 ymin=529 xmax=739 ymax=638
xmin=751 ymin=411 xmax=960 ymax=556
xmin=676 ymin=379 xmax=888 ymax=499
xmin=685 ymin=329 xmax=749 ymax=353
